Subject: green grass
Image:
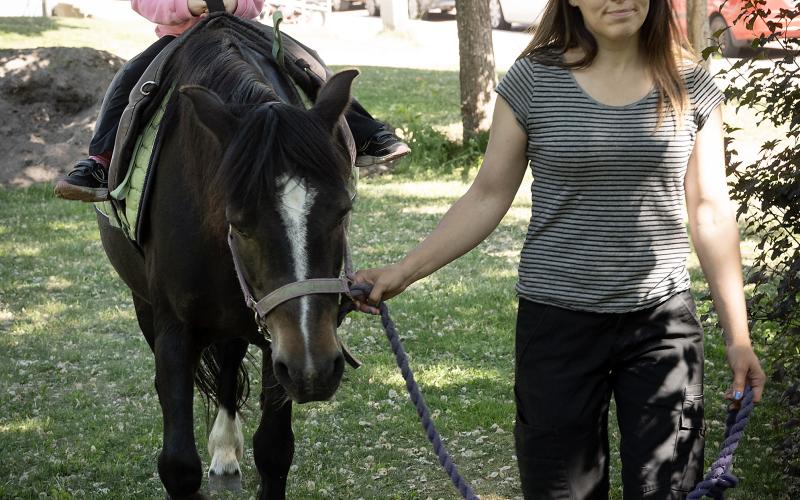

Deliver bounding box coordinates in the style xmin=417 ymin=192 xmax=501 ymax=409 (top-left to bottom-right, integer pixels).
xmin=0 ymin=16 xmax=153 ymax=59
xmin=0 ymin=181 xmax=794 ymax=499
xmin=0 ymin=14 xmax=796 ymax=500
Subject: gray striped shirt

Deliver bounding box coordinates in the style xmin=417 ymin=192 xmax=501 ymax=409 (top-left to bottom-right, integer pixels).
xmin=495 ymin=56 xmax=724 ymax=312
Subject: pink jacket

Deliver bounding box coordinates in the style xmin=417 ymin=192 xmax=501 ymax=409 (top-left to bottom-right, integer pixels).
xmin=132 ymin=0 xmax=264 ymax=38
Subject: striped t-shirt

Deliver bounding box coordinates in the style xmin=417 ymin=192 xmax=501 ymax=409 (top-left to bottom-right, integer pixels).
xmin=495 ymin=55 xmax=724 ymax=313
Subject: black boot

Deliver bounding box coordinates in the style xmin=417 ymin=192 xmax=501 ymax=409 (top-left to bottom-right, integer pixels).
xmin=53 ymin=159 xmax=109 ymax=202
xmin=355 ymin=128 xmax=410 ymax=167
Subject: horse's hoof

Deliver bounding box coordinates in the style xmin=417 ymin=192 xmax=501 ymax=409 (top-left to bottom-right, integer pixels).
xmin=208 ymin=471 xmax=243 ymax=493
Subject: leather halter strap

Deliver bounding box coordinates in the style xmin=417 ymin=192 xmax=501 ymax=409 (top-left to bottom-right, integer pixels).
xmin=227 ymin=228 xmax=361 ymax=368
xmin=254 ymin=278 xmax=350 ymax=317
xmin=227 ymin=228 xmax=351 ymax=321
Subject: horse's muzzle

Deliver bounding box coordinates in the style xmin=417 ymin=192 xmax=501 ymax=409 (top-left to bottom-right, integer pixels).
xmin=272 ymin=352 xmax=345 ymax=403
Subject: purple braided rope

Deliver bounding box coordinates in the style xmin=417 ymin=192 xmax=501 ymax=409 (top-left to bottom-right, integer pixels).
xmin=687 ymin=387 xmax=755 ymax=500
xmin=343 ymin=286 xmax=479 ymax=500
xmin=378 ymin=302 xmax=480 ymax=500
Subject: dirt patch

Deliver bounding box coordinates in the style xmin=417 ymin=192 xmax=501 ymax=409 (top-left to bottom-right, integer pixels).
xmin=0 ymin=47 xmax=123 ymax=187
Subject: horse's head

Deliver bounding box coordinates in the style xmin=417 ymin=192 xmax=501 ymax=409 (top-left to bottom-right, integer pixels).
xmin=180 ymin=70 xmax=359 ymax=403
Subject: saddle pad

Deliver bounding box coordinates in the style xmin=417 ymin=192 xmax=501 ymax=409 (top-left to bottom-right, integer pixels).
xmin=106 ymin=87 xmax=174 ymax=242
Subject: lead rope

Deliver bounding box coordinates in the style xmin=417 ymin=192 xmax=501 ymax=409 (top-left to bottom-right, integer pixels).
xmin=688 ymin=386 xmax=755 ymax=499
xmin=341 ymin=284 xmax=479 ymax=500
xmin=340 ymin=283 xmax=757 ymax=500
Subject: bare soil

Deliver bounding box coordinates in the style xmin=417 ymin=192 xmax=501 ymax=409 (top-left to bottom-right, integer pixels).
xmin=0 ymin=47 xmax=123 ymax=187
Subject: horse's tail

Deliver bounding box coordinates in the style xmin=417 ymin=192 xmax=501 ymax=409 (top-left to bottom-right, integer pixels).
xmin=194 ymin=343 xmax=252 ymax=412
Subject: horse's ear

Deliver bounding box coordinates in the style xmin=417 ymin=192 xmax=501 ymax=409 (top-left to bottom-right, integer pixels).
xmin=179 ymin=85 xmax=239 ymax=145
xmin=312 ymin=69 xmax=359 ymax=131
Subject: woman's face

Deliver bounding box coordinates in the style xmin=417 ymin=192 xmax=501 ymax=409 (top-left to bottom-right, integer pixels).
xmin=568 ymin=0 xmax=650 ymax=43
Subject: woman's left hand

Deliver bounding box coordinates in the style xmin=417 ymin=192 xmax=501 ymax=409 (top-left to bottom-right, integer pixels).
xmin=725 ymin=343 xmax=766 ymax=407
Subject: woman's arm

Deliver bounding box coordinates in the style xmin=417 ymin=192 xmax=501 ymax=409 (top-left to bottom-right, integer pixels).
xmin=685 ymin=105 xmax=766 ymax=402
xmin=354 ymin=96 xmax=529 ymax=308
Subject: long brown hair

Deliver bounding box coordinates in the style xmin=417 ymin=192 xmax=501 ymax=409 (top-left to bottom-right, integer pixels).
xmin=521 ymin=0 xmax=692 ymax=127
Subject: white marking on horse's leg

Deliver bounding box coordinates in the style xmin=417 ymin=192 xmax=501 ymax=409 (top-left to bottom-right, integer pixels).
xmin=277 ymin=175 xmax=317 ymax=372
xmin=207 ymin=409 xmax=244 ymax=477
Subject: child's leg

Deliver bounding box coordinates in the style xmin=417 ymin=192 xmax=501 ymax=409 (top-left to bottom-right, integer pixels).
xmin=89 ymin=35 xmax=177 ymax=159
xmin=55 ymin=36 xmax=176 ymax=201
xmin=280 ymin=31 xmax=409 ymax=166
xmin=613 ymin=291 xmax=705 ymax=499
xmin=514 ymin=299 xmax=616 ymax=499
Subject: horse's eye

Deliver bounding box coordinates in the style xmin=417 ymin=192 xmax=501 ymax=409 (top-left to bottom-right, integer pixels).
xmin=230 ymin=223 xmax=250 ymax=239
xmin=335 ymin=214 xmax=350 ymax=228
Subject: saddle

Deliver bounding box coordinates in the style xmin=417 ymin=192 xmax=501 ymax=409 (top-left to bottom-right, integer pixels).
xmin=103 ymin=13 xmax=353 ymax=245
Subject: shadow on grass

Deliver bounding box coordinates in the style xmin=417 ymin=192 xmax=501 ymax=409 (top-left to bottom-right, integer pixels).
xmin=0 ymin=17 xmax=61 ymax=36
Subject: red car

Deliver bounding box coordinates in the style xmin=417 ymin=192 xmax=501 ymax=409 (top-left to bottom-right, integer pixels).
xmin=672 ymin=0 xmax=800 ymax=57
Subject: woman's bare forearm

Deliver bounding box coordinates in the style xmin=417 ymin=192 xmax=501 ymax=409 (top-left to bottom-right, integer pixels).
xmin=689 ymin=202 xmax=751 ymax=347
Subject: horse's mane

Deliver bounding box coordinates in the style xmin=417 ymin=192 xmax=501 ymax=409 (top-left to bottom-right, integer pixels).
xmin=162 ymin=16 xmax=351 ymax=224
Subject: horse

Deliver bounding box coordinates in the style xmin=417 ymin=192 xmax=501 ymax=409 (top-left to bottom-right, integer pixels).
xmin=97 ymin=16 xmax=358 ymax=499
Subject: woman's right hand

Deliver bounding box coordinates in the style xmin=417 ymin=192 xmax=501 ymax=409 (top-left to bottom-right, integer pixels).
xmin=352 ymin=262 xmax=413 ymax=315
xmin=187 ymin=0 xmax=207 ymax=16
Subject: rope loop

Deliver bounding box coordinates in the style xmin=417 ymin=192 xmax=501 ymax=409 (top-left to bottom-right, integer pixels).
xmin=687 ymin=387 xmax=755 ymax=499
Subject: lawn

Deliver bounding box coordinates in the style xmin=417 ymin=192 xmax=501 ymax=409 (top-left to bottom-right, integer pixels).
xmin=0 ymin=179 xmax=791 ymax=499
xmin=0 ymin=15 xmax=795 ymax=500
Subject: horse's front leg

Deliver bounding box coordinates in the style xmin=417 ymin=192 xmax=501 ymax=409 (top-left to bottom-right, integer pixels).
xmin=254 ymin=346 xmax=294 ymax=500
xmin=154 ymin=322 xmax=205 ymax=499
xmin=207 ymin=338 xmax=248 ymax=492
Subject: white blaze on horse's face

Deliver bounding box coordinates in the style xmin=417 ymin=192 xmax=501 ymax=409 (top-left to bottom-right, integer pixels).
xmin=276 ymin=175 xmax=318 ymax=371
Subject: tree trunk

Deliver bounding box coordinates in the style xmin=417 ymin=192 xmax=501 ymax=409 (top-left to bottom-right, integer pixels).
xmin=42 ymin=0 xmax=48 ymax=16
xmin=687 ymin=0 xmax=709 ymax=65
xmin=456 ymin=0 xmax=496 ymax=140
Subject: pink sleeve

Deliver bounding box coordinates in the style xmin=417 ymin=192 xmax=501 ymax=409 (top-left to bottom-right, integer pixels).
xmin=132 ymin=0 xmax=194 ymax=26
xmin=234 ymin=0 xmax=264 ymax=19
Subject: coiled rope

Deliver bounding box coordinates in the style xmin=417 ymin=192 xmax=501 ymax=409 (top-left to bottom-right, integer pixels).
xmin=688 ymin=386 xmax=755 ymax=499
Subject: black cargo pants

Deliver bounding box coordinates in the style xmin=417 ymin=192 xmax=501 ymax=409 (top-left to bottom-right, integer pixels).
xmin=514 ymin=290 xmax=705 ymax=499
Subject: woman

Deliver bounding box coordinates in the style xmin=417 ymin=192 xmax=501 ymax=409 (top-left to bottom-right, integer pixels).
xmin=354 ymin=0 xmax=766 ymax=497
xmin=54 ymin=0 xmax=408 ymax=202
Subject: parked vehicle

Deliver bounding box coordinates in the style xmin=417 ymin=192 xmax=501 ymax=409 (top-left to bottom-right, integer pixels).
xmin=365 ymin=0 xmax=455 ymax=19
xmin=489 ymin=0 xmax=547 ymax=30
xmin=331 ymin=0 xmax=364 ymax=11
xmin=673 ymin=0 xmax=800 ymax=57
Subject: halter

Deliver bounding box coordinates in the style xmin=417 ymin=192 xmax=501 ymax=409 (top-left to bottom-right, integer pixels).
xmin=227 ymin=227 xmax=362 ymax=368
xmin=227 ymin=227 xmax=352 ymax=321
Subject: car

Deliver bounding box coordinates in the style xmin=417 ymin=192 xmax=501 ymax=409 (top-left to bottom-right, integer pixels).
xmin=365 ymin=0 xmax=455 ymax=19
xmin=672 ymin=0 xmax=800 ymax=57
xmin=489 ymin=0 xmax=547 ymax=30
xmin=331 ymin=0 xmax=365 ymax=11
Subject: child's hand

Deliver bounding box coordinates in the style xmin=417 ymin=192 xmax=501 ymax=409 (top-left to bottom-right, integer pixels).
xmin=223 ymin=0 xmax=238 ymax=13
xmin=187 ymin=0 xmax=207 ymax=16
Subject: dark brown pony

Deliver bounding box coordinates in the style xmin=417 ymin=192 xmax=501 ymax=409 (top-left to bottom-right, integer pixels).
xmin=97 ymin=15 xmax=357 ymax=499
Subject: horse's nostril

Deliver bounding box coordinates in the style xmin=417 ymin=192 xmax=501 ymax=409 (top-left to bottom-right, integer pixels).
xmin=273 ymin=360 xmax=290 ymax=383
xmin=332 ymin=354 xmax=344 ymax=378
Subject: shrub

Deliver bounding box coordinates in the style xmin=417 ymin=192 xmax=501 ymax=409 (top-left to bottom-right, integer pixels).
xmin=392 ymin=115 xmax=488 ymax=180
xmin=706 ymin=3 xmax=800 ymax=490
xmin=706 ymin=0 xmax=800 ymax=378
